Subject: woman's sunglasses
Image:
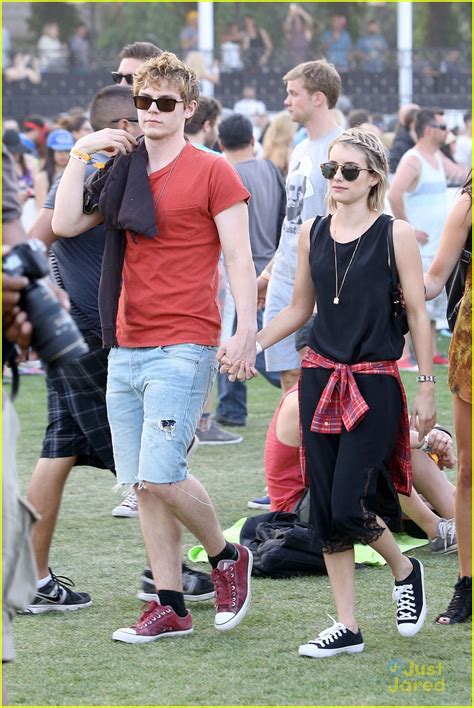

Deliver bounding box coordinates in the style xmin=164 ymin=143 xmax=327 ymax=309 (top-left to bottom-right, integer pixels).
xmin=133 ymin=95 xmax=184 ymax=112
xmin=320 ymin=161 xmax=373 ymax=182
xmin=111 ymin=72 xmax=134 ymax=85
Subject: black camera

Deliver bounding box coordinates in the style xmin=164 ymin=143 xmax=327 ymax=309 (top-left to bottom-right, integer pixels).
xmin=2 ymin=240 xmax=89 ymax=365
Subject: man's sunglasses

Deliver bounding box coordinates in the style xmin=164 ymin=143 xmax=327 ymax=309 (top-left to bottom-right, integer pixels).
xmin=429 ymin=123 xmax=448 ymax=130
xmin=109 ymin=118 xmax=139 ymax=123
xmin=111 ymin=71 xmax=134 ymax=85
xmin=133 ymin=95 xmax=184 ymax=112
xmin=320 ymin=161 xmax=373 ymax=182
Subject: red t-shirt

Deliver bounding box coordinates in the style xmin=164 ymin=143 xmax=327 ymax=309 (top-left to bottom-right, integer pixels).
xmin=116 ymin=144 xmax=250 ymax=347
xmin=264 ymin=386 xmax=305 ymax=513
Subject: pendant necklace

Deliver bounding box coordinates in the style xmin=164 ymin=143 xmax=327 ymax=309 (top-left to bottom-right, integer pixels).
xmin=153 ymin=143 xmax=187 ymax=236
xmin=332 ymin=214 xmax=369 ymax=305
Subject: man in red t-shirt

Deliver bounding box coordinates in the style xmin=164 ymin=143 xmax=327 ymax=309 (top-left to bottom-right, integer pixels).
xmin=53 ymin=52 xmax=257 ymax=643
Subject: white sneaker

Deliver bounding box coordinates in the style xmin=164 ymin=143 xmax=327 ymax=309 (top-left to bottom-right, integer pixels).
xmin=112 ymin=490 xmax=138 ymax=518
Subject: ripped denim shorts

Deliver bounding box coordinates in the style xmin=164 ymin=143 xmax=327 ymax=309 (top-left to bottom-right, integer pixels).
xmin=106 ymin=344 xmax=218 ymax=486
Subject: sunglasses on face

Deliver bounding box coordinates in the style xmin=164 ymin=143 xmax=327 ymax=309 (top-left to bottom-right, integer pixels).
xmin=109 ymin=118 xmax=140 ymax=123
xmin=111 ymin=71 xmax=134 ymax=85
xmin=320 ymin=161 xmax=373 ymax=181
xmin=133 ymin=95 xmax=184 ymax=112
xmin=429 ymin=123 xmax=448 ymax=131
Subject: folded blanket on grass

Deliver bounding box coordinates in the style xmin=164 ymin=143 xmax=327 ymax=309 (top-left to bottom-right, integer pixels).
xmin=188 ymin=512 xmax=428 ymax=577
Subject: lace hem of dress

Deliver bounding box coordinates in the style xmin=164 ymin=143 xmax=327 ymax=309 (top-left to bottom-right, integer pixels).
xmin=322 ymin=465 xmax=387 ymax=555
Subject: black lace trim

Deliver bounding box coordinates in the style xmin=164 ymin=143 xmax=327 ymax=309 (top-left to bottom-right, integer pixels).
xmin=323 ymin=465 xmax=388 ymax=555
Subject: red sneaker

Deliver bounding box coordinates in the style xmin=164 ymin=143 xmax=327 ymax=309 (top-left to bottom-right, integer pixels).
xmin=433 ymin=353 xmax=449 ymax=365
xmin=397 ymin=357 xmax=418 ymax=372
xmin=212 ymin=543 xmax=253 ymax=631
xmin=112 ymin=601 xmax=193 ymax=643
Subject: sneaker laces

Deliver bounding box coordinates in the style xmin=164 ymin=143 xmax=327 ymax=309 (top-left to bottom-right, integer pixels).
xmin=49 ymin=568 xmax=76 ymax=591
xmin=437 ymin=518 xmax=456 ymax=549
xmin=136 ymin=600 xmax=164 ymax=626
xmin=311 ymin=615 xmax=348 ymax=646
xmin=393 ymin=583 xmax=416 ymax=619
xmin=212 ymin=563 xmax=237 ymax=612
xmin=119 ymin=490 xmax=137 ymax=510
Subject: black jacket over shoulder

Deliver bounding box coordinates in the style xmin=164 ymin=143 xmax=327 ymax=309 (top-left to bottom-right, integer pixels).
xmin=83 ymin=137 xmax=157 ymax=347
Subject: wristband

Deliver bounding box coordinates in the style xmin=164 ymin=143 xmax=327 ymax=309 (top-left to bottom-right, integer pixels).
xmin=259 ymin=269 xmax=271 ymax=282
xmin=256 ymin=341 xmax=263 ymax=355
xmin=416 ymin=374 xmax=436 ymax=384
xmin=70 ymin=147 xmax=92 ymax=164
xmin=420 ymin=435 xmax=432 ymax=453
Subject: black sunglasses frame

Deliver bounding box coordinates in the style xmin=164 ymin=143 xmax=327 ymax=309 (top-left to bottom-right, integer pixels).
xmin=429 ymin=123 xmax=448 ymax=131
xmin=133 ymin=95 xmax=184 ymax=112
xmin=320 ymin=161 xmax=373 ymax=182
xmin=109 ymin=118 xmax=140 ymax=123
xmin=111 ymin=71 xmax=134 ymax=85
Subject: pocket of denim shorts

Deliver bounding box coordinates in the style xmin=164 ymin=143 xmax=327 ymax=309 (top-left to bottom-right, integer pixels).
xmin=160 ymin=343 xmax=204 ymax=363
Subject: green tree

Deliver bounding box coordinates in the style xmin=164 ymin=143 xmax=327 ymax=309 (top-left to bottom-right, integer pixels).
xmin=28 ymin=2 xmax=82 ymax=42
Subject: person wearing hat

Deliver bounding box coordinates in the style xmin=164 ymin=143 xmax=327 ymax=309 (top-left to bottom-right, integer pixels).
xmin=33 ymin=128 xmax=74 ymax=211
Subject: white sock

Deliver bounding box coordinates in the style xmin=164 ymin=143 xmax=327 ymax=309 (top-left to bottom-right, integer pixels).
xmin=37 ymin=573 xmax=52 ymax=589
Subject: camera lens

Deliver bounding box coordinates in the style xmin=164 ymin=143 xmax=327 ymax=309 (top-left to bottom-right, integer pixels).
xmin=23 ymin=282 xmax=89 ymax=365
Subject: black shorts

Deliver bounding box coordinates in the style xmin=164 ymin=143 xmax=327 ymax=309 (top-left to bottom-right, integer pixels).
xmin=41 ymin=333 xmax=115 ymax=474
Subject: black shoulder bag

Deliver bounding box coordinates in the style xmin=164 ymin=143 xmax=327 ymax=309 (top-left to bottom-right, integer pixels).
xmin=445 ymin=228 xmax=471 ymax=332
xmin=387 ymin=217 xmax=409 ymax=335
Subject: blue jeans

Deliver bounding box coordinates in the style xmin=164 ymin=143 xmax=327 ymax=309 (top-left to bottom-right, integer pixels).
xmin=216 ymin=310 xmax=280 ymax=425
xmin=106 ymin=344 xmax=218 ymax=485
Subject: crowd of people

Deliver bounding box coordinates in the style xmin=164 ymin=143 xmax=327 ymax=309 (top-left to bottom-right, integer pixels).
xmin=2 ymin=24 xmax=471 ymax=695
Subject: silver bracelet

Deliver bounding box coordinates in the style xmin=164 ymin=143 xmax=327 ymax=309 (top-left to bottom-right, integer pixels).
xmin=416 ymin=374 xmax=436 ymax=384
xmin=256 ymin=341 xmax=263 ymax=355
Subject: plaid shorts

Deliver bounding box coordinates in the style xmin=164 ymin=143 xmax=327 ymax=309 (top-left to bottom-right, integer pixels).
xmin=41 ymin=332 xmax=115 ymax=474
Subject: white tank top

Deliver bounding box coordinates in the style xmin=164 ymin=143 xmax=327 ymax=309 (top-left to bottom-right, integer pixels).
xmin=402 ymin=147 xmax=448 ymax=258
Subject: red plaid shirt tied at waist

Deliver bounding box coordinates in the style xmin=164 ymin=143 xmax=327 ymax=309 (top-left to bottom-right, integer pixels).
xmin=300 ymin=348 xmax=412 ymax=496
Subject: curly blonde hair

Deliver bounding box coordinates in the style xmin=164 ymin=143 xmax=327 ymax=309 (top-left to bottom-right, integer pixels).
xmin=327 ymin=128 xmax=389 ymax=213
xmin=133 ymin=51 xmax=200 ymax=107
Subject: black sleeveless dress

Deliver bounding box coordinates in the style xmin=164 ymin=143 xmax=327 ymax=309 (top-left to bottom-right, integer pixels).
xmin=300 ymin=214 xmax=406 ymax=554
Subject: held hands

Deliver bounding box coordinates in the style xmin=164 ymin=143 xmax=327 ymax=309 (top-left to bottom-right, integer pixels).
xmin=411 ymin=386 xmax=436 ymax=442
xmin=217 ymin=332 xmax=258 ymax=382
xmin=74 ymin=129 xmax=138 ymax=158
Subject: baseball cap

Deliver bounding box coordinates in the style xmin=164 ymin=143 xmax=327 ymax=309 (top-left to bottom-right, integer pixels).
xmin=3 ymin=129 xmax=32 ymax=155
xmin=46 ymin=128 xmax=75 ymax=151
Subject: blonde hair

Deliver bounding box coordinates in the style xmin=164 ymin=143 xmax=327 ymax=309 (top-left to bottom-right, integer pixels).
xmin=262 ymin=111 xmax=296 ymax=176
xmin=133 ymin=51 xmax=200 ymax=107
xmin=327 ymin=128 xmax=389 ymax=213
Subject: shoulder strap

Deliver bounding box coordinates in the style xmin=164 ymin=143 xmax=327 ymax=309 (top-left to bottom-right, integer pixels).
xmin=386 ymin=217 xmax=399 ymax=288
xmin=309 ymin=215 xmax=326 ymax=249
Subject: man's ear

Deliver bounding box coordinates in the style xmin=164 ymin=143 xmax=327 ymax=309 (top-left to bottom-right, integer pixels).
xmin=185 ymin=100 xmax=198 ymax=120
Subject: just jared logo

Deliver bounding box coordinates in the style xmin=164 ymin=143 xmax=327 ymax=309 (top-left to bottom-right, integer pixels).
xmin=386 ymin=659 xmax=445 ymax=693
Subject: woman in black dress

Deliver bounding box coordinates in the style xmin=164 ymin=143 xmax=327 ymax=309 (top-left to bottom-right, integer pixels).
xmin=222 ymin=129 xmax=436 ymax=657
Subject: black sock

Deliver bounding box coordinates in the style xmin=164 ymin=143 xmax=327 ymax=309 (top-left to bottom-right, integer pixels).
xmin=158 ymin=589 xmax=187 ymax=617
xmin=208 ymin=542 xmax=238 ymax=569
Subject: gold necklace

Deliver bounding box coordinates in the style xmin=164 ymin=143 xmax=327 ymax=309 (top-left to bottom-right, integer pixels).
xmin=332 ymin=214 xmax=369 ymax=305
xmin=153 ymin=144 xmax=187 ymax=235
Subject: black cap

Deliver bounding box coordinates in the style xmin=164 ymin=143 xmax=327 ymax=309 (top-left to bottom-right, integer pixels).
xmin=3 ymin=129 xmax=31 ymax=155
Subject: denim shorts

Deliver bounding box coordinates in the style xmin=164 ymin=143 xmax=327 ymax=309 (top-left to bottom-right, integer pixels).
xmin=263 ymin=271 xmax=300 ymax=372
xmin=106 ymin=344 xmax=218 ymax=486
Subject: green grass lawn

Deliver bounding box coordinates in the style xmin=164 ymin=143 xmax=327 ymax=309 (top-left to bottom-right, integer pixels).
xmin=5 ymin=361 xmax=471 ymax=707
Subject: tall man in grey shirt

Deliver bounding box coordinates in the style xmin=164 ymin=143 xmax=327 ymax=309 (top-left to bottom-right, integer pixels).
xmin=260 ymin=60 xmax=343 ymax=392
xmin=216 ymin=113 xmax=285 ymax=426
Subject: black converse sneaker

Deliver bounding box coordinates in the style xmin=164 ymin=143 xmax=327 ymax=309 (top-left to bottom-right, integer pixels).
xmin=393 ymin=557 xmax=427 ymax=637
xmin=26 ymin=569 xmax=91 ymax=614
xmin=298 ymin=617 xmax=365 ymax=658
